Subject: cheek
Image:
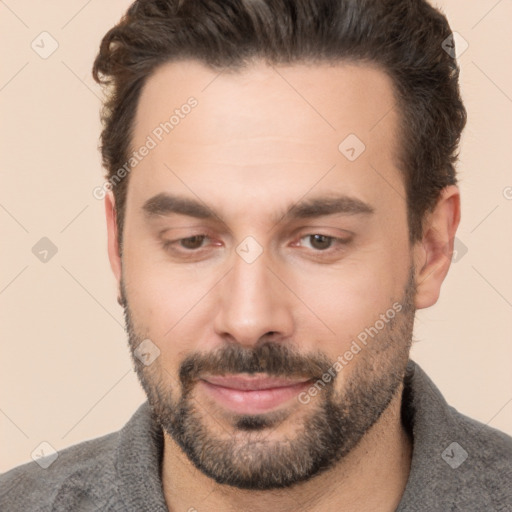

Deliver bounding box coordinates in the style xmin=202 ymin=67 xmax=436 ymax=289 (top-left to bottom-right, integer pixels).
xmin=122 ymin=239 xmax=222 ymax=360
xmin=289 ymin=252 xmax=407 ymax=349
xmin=123 ymin=244 xmax=194 ymax=334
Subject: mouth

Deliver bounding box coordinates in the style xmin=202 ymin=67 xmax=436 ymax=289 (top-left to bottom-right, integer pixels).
xmin=198 ymin=374 xmax=314 ymax=414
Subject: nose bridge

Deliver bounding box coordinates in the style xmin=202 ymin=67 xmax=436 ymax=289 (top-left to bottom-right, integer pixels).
xmin=231 ymin=249 xmax=271 ymax=305
xmin=214 ymin=244 xmax=292 ymax=345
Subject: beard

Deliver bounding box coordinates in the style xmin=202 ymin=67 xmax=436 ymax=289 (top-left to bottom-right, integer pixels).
xmin=119 ymin=265 xmax=416 ymax=490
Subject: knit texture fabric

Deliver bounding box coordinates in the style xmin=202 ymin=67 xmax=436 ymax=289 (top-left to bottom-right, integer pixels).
xmin=1 ymin=360 xmax=511 ymax=511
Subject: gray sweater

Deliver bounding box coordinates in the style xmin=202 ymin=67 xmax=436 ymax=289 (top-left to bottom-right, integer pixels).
xmin=1 ymin=360 xmax=511 ymax=511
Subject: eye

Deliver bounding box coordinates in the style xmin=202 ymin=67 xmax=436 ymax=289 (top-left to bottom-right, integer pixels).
xmin=299 ymin=234 xmax=346 ymax=251
xmin=178 ymin=235 xmax=209 ymax=250
xmin=160 ymin=232 xmax=351 ymax=259
xmin=162 ymin=234 xmax=213 ymax=253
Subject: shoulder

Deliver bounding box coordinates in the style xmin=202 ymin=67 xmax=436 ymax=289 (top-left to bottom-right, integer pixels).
xmin=399 ymin=361 xmax=512 ymax=511
xmin=0 ymin=430 xmax=120 ymax=511
xmin=448 ymin=405 xmax=512 ymax=485
xmin=428 ymin=405 xmax=512 ymax=511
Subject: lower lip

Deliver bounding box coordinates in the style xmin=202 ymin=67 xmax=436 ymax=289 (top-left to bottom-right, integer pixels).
xmin=199 ymin=380 xmax=312 ymax=415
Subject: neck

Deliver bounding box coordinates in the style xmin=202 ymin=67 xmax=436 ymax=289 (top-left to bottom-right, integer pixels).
xmin=161 ymin=384 xmax=412 ymax=512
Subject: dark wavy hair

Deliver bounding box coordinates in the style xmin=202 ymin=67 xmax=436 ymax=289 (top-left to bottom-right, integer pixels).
xmin=93 ymin=0 xmax=466 ymax=249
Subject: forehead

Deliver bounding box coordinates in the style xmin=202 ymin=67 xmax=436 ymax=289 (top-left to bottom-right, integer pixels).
xmin=127 ymin=59 xmax=404 ymax=223
xmin=134 ymin=58 xmax=398 ymax=144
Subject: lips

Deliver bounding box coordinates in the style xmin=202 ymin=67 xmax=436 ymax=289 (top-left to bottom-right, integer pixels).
xmin=202 ymin=374 xmax=312 ymax=391
xmin=198 ymin=374 xmax=313 ymax=414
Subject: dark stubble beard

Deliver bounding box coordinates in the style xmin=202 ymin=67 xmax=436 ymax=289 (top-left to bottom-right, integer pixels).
xmin=120 ymin=265 xmax=416 ymax=490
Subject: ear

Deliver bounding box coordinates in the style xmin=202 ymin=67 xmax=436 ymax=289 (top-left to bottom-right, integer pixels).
xmin=412 ymin=185 xmax=461 ymax=309
xmin=105 ymin=190 xmax=122 ymax=295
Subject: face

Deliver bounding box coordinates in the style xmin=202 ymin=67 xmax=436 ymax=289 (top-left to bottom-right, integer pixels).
xmin=114 ymin=60 xmax=417 ymax=489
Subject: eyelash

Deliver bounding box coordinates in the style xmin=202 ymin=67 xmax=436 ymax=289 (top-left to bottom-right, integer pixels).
xmin=161 ymin=233 xmax=351 ymax=256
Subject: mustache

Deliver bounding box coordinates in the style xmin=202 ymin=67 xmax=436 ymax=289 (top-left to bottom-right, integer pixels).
xmin=178 ymin=341 xmax=334 ymax=392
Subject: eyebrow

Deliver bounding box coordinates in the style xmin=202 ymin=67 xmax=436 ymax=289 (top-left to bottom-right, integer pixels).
xmin=142 ymin=192 xmax=374 ymax=225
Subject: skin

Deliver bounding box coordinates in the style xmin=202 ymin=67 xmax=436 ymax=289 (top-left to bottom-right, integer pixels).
xmin=105 ymin=60 xmax=460 ymax=511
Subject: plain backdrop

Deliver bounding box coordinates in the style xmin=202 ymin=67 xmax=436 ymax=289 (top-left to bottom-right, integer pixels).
xmin=1 ymin=0 xmax=511 ymax=472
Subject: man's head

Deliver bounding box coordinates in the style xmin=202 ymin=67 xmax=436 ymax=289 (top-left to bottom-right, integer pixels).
xmin=93 ymin=0 xmax=463 ymax=491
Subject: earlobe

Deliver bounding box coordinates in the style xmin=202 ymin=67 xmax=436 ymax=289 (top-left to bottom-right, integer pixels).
xmin=413 ymin=185 xmax=461 ymax=309
xmin=105 ymin=190 xmax=123 ymax=290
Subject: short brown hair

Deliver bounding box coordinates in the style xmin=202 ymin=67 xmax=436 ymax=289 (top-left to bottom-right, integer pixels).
xmin=93 ymin=0 xmax=466 ymax=249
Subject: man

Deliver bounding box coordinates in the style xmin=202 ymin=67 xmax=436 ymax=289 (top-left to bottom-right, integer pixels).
xmin=1 ymin=0 xmax=511 ymax=510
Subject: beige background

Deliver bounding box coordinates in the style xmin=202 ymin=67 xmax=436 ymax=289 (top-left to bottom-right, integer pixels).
xmin=1 ymin=0 xmax=511 ymax=472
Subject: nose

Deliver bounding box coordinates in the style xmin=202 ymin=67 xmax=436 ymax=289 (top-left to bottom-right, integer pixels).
xmin=213 ymin=246 xmax=294 ymax=348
